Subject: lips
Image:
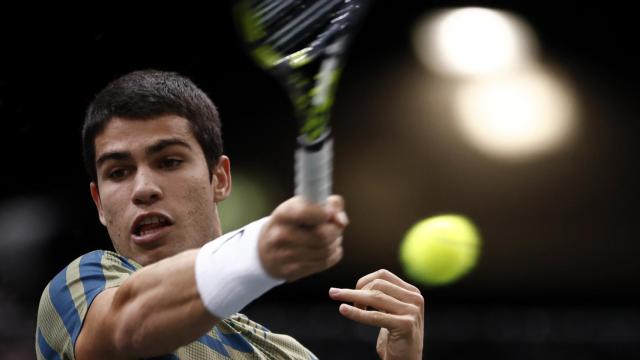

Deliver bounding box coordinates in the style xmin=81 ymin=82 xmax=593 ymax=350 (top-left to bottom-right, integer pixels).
xmin=130 ymin=212 xmax=174 ymax=245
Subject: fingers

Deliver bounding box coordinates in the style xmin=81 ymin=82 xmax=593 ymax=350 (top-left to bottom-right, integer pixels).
xmin=329 ymin=270 xmax=424 ymax=333
xmin=357 ymin=279 xmax=424 ymax=311
xmin=329 ymin=287 xmax=419 ymax=316
xmin=271 ymin=197 xmax=328 ymax=226
xmin=351 ymin=269 xmax=421 ymax=310
xmin=356 ymin=269 xmax=420 ymax=293
xmin=306 ymin=242 xmax=343 ymax=272
xmin=263 ymin=214 xmax=344 ymax=250
xmin=326 ymin=195 xmax=349 ymax=228
xmin=259 ymin=195 xmax=348 ymax=281
xmin=337 ymin=304 xmax=417 ymax=332
xmin=272 ymin=195 xmax=347 ymax=228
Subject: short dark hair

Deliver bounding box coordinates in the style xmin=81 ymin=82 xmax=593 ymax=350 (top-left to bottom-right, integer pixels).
xmin=82 ymin=70 xmax=223 ymax=183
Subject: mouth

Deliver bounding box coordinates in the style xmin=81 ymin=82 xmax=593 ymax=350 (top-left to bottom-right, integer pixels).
xmin=131 ymin=213 xmax=174 ymax=245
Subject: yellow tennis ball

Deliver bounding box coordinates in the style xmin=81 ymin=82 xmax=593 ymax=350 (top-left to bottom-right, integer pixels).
xmin=400 ymin=214 xmax=481 ymax=286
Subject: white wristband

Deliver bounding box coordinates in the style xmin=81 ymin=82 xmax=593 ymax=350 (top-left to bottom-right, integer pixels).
xmin=195 ymin=217 xmax=284 ymax=319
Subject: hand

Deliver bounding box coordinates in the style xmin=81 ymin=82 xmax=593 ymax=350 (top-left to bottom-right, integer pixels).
xmin=258 ymin=195 xmax=348 ymax=282
xmin=329 ymin=269 xmax=424 ymax=360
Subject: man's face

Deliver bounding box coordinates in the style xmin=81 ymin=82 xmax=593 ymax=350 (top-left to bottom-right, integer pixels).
xmin=90 ymin=115 xmax=230 ymax=265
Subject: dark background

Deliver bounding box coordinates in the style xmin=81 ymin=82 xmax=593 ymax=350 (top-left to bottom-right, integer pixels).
xmin=1 ymin=1 xmax=639 ymax=359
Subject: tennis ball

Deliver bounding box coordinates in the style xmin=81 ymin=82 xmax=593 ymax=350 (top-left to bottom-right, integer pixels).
xmin=399 ymin=214 xmax=481 ymax=286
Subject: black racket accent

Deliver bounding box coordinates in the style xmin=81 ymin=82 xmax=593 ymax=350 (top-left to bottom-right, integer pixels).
xmin=235 ymin=0 xmax=369 ymax=203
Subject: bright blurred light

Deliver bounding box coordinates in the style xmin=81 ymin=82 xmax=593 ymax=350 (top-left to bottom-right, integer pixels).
xmin=413 ymin=7 xmax=537 ymax=77
xmin=453 ymin=67 xmax=577 ymax=159
xmin=218 ymin=170 xmax=273 ymax=232
xmin=0 ymin=196 xmax=60 ymax=252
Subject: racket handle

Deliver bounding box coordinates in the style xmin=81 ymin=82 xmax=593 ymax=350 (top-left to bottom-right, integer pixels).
xmin=295 ymin=134 xmax=333 ymax=204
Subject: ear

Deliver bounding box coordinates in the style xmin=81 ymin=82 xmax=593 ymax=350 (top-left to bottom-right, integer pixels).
xmin=212 ymin=155 xmax=232 ymax=203
xmin=90 ymin=182 xmax=107 ymax=226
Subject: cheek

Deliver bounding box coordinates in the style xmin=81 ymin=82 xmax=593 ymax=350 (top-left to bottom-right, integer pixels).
xmin=182 ymin=180 xmax=217 ymax=233
xmin=103 ymin=202 xmax=128 ymax=252
xmin=186 ymin=182 xmax=215 ymax=215
xmin=101 ymin=190 xmax=129 ymax=231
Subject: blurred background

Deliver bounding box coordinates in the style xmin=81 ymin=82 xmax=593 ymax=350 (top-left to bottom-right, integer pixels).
xmin=1 ymin=1 xmax=639 ymax=359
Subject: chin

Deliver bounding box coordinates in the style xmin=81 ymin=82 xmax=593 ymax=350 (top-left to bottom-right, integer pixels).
xmin=121 ymin=247 xmax=170 ymax=266
xmin=144 ymin=247 xmax=178 ymax=265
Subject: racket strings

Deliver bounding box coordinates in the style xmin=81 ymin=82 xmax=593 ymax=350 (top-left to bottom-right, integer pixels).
xmin=266 ymin=0 xmax=344 ymax=53
xmin=247 ymin=0 xmax=357 ymax=57
xmin=253 ymin=0 xmax=302 ymax=28
xmin=236 ymin=0 xmax=367 ymax=136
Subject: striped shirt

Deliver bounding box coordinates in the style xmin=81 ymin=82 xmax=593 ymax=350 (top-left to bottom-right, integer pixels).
xmin=36 ymin=250 xmax=317 ymax=360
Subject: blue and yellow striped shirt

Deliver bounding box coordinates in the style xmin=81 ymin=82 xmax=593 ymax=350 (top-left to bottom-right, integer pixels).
xmin=36 ymin=250 xmax=317 ymax=359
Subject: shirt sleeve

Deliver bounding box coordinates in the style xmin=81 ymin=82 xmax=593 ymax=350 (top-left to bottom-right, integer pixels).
xmin=35 ymin=250 xmax=141 ymax=360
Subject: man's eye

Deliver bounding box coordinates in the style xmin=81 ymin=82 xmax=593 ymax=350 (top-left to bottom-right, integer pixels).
xmin=107 ymin=168 xmax=128 ymax=180
xmin=161 ymin=158 xmax=183 ymax=169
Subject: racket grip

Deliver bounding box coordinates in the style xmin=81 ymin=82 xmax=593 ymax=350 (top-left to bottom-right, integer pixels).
xmin=295 ymin=135 xmax=333 ymax=204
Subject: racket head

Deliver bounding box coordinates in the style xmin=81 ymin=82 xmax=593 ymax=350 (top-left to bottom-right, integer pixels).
xmin=235 ymin=0 xmax=368 ymax=143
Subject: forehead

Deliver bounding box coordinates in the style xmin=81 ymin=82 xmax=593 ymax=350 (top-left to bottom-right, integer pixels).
xmin=94 ymin=115 xmax=197 ymax=156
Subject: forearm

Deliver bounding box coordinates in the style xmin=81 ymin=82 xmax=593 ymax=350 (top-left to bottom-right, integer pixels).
xmin=109 ymin=249 xmax=218 ymax=356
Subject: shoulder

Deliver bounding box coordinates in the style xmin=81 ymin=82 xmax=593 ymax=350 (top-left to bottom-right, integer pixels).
xmin=35 ymin=250 xmax=142 ymax=359
xmin=43 ymin=250 xmax=141 ymax=308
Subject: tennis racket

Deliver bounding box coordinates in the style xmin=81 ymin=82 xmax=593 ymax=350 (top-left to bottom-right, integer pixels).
xmin=234 ymin=0 xmax=369 ymax=203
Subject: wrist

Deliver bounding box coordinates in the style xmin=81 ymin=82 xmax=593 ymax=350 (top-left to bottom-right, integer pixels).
xmin=195 ymin=217 xmax=284 ymax=319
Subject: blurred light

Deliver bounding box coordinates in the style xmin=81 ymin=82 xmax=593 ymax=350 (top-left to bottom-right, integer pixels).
xmin=218 ymin=170 xmax=273 ymax=232
xmin=0 ymin=196 xmax=60 ymax=292
xmin=413 ymin=7 xmax=537 ymax=77
xmin=453 ymin=67 xmax=577 ymax=159
xmin=0 ymin=196 xmax=60 ymax=252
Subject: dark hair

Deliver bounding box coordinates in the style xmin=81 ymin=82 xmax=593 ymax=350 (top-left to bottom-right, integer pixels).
xmin=82 ymin=70 xmax=223 ymax=183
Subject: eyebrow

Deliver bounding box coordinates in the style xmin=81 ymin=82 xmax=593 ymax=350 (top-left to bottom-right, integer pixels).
xmin=95 ymin=137 xmax=193 ymax=169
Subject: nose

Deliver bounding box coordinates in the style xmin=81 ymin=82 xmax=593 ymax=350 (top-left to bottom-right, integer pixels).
xmin=131 ymin=167 xmax=163 ymax=206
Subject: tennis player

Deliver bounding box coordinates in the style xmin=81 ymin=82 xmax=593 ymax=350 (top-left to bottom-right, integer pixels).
xmin=35 ymin=70 xmax=424 ymax=359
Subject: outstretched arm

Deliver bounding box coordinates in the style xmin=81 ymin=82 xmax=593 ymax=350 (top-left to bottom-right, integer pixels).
xmin=76 ymin=195 xmax=348 ymax=359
